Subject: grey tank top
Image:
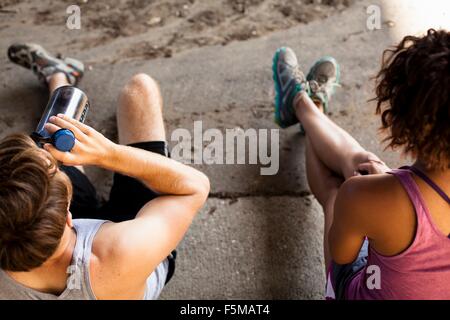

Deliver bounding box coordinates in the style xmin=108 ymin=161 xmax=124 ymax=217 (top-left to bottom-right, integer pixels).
xmin=0 ymin=219 xmax=168 ymax=300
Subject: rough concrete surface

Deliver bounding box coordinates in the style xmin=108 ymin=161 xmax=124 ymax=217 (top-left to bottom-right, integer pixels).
xmin=0 ymin=0 xmax=448 ymax=299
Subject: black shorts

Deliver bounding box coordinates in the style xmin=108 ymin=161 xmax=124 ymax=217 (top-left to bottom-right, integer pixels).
xmin=61 ymin=141 xmax=175 ymax=284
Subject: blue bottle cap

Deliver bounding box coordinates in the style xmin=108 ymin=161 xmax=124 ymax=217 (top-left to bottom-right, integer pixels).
xmin=52 ymin=129 xmax=75 ymax=152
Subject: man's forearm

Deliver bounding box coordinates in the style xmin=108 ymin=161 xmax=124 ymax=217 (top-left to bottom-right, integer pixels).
xmin=99 ymin=144 xmax=208 ymax=196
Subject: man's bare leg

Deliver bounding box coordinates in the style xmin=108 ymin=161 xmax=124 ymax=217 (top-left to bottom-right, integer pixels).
xmin=47 ymin=72 xmax=70 ymax=93
xmin=117 ymin=74 xmax=166 ymax=145
xmin=294 ymin=92 xmax=380 ymax=179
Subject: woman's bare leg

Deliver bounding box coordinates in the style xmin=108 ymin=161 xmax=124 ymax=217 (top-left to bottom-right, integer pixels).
xmin=271 ymin=47 xmax=384 ymax=275
xmin=294 ymin=92 xmax=380 ymax=179
xmin=299 ymin=89 xmax=346 ymax=272
xmin=298 ymin=93 xmax=382 ymax=272
xmin=306 ymin=137 xmax=343 ymax=272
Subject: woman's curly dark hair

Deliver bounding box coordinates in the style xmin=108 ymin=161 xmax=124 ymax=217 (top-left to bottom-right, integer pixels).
xmin=374 ymin=29 xmax=450 ymax=170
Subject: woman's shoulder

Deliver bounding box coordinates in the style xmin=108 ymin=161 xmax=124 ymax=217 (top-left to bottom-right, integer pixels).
xmin=337 ymin=173 xmax=412 ymax=217
xmin=340 ymin=173 xmax=402 ymax=198
xmin=337 ymin=173 xmax=416 ymax=252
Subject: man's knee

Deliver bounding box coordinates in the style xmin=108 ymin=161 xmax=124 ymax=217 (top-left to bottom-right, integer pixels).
xmin=122 ymin=73 xmax=160 ymax=97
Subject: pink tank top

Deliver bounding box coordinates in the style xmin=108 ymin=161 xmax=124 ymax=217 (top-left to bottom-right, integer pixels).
xmin=346 ymin=167 xmax=450 ymax=300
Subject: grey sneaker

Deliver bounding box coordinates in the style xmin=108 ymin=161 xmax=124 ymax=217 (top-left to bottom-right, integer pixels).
xmin=7 ymin=43 xmax=84 ymax=85
xmin=272 ymin=47 xmax=309 ymax=128
xmin=306 ymin=56 xmax=340 ymax=114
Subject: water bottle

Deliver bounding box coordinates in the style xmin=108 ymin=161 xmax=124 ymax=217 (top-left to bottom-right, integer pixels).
xmin=32 ymin=86 xmax=89 ymax=152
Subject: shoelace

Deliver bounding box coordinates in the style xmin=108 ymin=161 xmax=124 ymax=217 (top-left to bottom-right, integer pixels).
xmin=308 ymin=80 xmax=341 ymax=93
xmin=292 ymin=68 xmax=305 ymax=84
xmin=308 ymin=80 xmax=341 ymax=99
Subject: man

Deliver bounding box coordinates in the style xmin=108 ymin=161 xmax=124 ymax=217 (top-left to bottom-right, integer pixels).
xmin=0 ymin=43 xmax=210 ymax=299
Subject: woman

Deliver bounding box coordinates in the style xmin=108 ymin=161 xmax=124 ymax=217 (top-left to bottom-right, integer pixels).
xmin=272 ymin=29 xmax=450 ymax=299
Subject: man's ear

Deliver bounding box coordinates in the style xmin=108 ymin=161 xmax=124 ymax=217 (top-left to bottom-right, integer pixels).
xmin=67 ymin=211 xmax=74 ymax=228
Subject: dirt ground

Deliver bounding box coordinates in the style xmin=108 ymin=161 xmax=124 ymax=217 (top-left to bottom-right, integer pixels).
xmin=1 ymin=0 xmax=355 ymax=63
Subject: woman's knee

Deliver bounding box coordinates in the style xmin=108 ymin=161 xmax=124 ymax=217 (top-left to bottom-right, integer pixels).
xmin=343 ymin=150 xmax=382 ymax=179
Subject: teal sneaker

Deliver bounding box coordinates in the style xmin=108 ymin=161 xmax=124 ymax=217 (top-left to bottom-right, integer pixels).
xmin=7 ymin=43 xmax=84 ymax=85
xmin=306 ymin=56 xmax=340 ymax=114
xmin=272 ymin=47 xmax=309 ymax=128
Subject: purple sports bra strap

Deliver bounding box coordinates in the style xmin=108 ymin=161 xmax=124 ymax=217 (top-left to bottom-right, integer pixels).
xmin=400 ymin=166 xmax=450 ymax=204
